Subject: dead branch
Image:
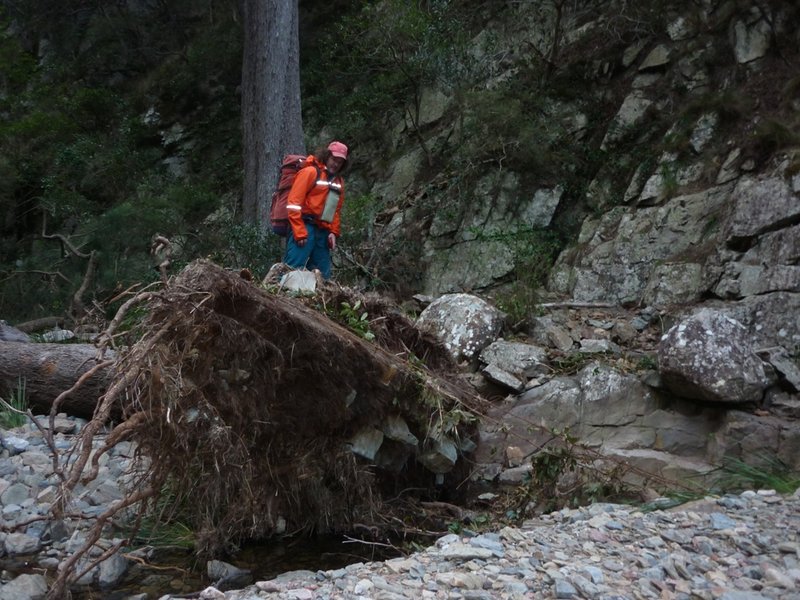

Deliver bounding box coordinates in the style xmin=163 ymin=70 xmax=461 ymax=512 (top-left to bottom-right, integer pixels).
xmin=70 ymin=250 xmax=97 ymax=319
xmin=537 ymin=301 xmax=618 ymax=309
xmin=40 ymin=213 xmax=91 ymax=260
xmin=47 ymin=486 xmax=157 ymax=600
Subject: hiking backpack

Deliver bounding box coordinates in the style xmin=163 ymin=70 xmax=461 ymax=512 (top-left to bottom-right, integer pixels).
xmin=269 ymin=154 xmax=318 ymax=236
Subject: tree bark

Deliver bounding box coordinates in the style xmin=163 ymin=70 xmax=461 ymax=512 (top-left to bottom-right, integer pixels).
xmin=241 ymin=0 xmax=305 ymax=229
xmin=0 ymin=341 xmax=112 ymax=419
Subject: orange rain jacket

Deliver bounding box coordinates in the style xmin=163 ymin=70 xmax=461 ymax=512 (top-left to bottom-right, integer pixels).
xmin=286 ymin=156 xmax=345 ymax=241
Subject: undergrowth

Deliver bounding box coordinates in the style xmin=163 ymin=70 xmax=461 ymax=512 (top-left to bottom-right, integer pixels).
xmin=0 ymin=379 xmax=28 ymax=429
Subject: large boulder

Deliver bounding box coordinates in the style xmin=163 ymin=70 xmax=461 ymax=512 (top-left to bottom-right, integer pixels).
xmin=417 ymin=294 xmax=505 ymax=362
xmin=473 ymin=363 xmax=721 ymax=489
xmin=657 ymin=308 xmax=774 ymax=403
xmin=707 ymin=410 xmax=800 ymax=471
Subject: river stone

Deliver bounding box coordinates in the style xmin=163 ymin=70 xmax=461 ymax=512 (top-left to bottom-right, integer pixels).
xmin=658 ymin=308 xmax=773 ymax=403
xmin=1 ymin=436 xmax=30 ymax=455
xmin=1 ymin=482 xmax=31 ymax=505
xmin=4 ymin=532 xmax=41 ymax=555
xmin=0 ymin=573 xmax=47 ymax=600
xmin=98 ymin=552 xmax=129 ymax=588
xmin=0 ymin=321 xmax=30 ymax=342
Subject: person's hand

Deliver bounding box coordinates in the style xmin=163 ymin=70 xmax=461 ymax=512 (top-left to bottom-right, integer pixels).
xmin=295 ymin=237 xmax=307 ymax=247
xmin=327 ymin=233 xmax=336 ymax=250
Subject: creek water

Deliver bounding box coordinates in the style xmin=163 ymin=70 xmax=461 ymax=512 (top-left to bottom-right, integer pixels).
xmin=54 ymin=534 xmax=403 ymax=598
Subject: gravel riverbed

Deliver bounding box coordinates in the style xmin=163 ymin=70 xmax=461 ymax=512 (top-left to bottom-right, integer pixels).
xmin=2 ymin=417 xmax=799 ymax=599
xmin=192 ymin=487 xmax=800 ymax=600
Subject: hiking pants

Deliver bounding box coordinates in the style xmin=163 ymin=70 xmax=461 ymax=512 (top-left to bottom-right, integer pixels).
xmin=284 ymin=221 xmax=332 ymax=280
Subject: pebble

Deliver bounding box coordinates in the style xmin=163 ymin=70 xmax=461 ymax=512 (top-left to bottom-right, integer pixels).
xmin=205 ymin=489 xmax=800 ymax=600
xmin=3 ymin=418 xmax=800 ymax=600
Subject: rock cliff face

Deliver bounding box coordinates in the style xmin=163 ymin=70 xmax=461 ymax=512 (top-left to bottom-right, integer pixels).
xmin=390 ymin=1 xmax=800 ymax=501
xmin=376 ymin=3 xmax=799 ymax=322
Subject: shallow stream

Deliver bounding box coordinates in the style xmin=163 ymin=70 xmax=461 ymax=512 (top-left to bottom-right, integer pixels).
xmin=2 ymin=534 xmax=402 ymax=599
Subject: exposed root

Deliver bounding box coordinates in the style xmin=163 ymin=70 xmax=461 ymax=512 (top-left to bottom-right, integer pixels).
xmin=48 ymin=260 xmax=484 ymax=599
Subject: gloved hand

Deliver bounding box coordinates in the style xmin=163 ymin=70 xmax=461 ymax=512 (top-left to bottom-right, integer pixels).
xmin=327 ymin=233 xmax=336 ymax=250
xmin=295 ymin=238 xmax=307 ymax=247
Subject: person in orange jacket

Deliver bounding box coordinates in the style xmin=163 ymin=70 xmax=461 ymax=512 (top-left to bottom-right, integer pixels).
xmin=284 ymin=141 xmax=348 ymax=279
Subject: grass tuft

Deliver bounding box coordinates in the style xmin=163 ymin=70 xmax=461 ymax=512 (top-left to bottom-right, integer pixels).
xmin=713 ymin=454 xmax=800 ymax=495
xmin=0 ymin=379 xmax=28 ymax=429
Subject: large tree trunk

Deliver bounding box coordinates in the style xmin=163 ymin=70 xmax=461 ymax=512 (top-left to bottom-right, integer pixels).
xmin=241 ymin=0 xmax=305 ymax=228
xmin=0 ymin=341 xmax=111 ymax=419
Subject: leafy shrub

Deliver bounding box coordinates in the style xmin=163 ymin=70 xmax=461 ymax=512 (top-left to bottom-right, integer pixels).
xmin=491 ymin=228 xmax=563 ymax=326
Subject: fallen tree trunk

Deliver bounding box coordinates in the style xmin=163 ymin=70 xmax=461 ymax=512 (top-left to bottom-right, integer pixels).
xmin=0 ymin=341 xmax=112 ymax=418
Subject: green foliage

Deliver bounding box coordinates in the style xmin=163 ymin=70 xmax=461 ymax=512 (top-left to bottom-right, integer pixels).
xmin=749 ymin=118 xmax=800 ymax=158
xmin=0 ymin=2 xmax=241 ymax=323
xmin=132 ymin=519 xmax=195 ymax=550
xmin=205 ymin=217 xmax=283 ymax=279
xmin=303 ymin=0 xmax=479 ymax=144
xmin=459 ymin=90 xmax=554 ymax=174
xmin=0 ymin=379 xmax=28 ymax=429
xmin=337 ymin=300 xmax=375 ymax=341
xmin=635 ymin=354 xmax=658 ymax=371
xmin=714 ymin=454 xmax=800 ymax=495
xmin=0 ymin=20 xmax=37 ymax=92
xmin=490 ymin=228 xmax=563 ymax=326
xmin=130 ymin=483 xmax=196 ymax=550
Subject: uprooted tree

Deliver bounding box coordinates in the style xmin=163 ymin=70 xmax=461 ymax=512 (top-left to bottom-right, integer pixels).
xmin=45 ymin=259 xmax=486 ymax=598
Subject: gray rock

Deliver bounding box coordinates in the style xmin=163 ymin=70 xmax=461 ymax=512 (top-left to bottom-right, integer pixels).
xmin=1 ymin=482 xmax=31 ymax=506
xmin=726 ymin=174 xmax=799 ymax=243
xmin=417 ymin=436 xmax=458 ymax=474
xmin=417 ymin=294 xmax=505 ymax=362
xmin=479 ymin=339 xmax=548 ymax=376
xmin=757 ymin=347 xmax=800 ymax=391
xmin=733 ymin=18 xmax=771 ymax=64
xmin=0 ymin=321 xmax=30 ymax=342
xmin=98 ymin=552 xmax=129 ymax=588
xmin=553 ymin=578 xmax=578 ymax=598
xmin=381 ymin=415 xmax=418 ymax=446
xmin=347 ymin=427 xmax=384 ymax=461
xmin=207 ymin=559 xmax=252 ymax=591
xmin=658 ymin=309 xmax=773 ymax=403
xmin=601 ymin=91 xmax=652 ymax=149
xmin=4 ymin=532 xmax=41 ymax=555
xmin=0 ymin=573 xmax=47 ymax=600
xmin=1 ymin=436 xmax=30 ymax=455
xmin=481 ymin=364 xmax=525 ymax=393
